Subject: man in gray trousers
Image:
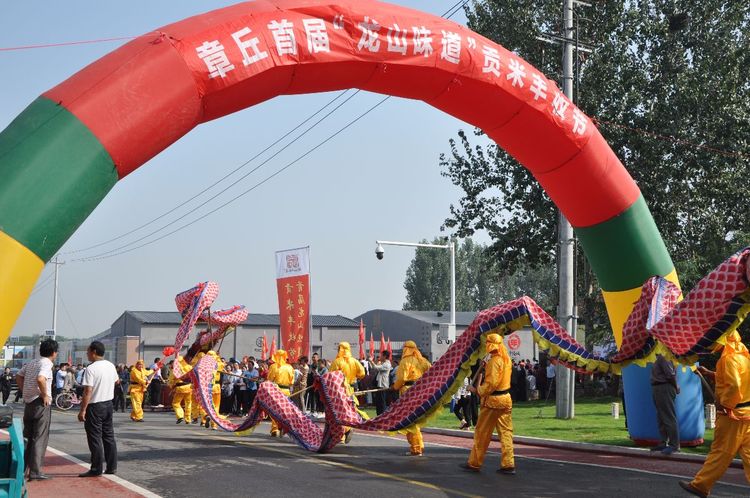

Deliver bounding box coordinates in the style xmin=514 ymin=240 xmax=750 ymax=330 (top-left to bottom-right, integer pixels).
xmin=650 ymin=352 xmax=680 ymax=455
xmin=17 ymin=338 xmax=58 ymax=480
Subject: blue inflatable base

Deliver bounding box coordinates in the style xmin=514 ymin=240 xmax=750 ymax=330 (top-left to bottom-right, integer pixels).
xmin=622 ymin=362 xmax=705 ymax=445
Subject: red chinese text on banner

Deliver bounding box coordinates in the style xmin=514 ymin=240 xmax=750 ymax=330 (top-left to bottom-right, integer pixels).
xmin=275 ymin=247 xmax=311 ymax=363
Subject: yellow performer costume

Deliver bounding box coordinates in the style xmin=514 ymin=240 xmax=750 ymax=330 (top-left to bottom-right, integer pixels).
xmin=168 ymin=369 xmax=192 ymax=424
xmin=129 ymin=360 xmax=152 ymax=422
xmin=329 ymin=342 xmax=366 ymax=443
xmin=463 ymin=333 xmax=515 ymax=473
xmin=267 ymin=349 xmax=294 ymax=437
xmin=681 ymin=331 xmax=750 ymax=497
xmin=392 ymin=340 xmax=431 ymax=456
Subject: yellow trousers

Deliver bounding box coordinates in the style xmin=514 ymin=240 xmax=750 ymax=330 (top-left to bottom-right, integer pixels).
xmin=191 ymin=390 xmax=203 ymax=422
xmin=468 ymin=407 xmax=514 ymax=469
xmin=130 ymin=390 xmax=144 ymax=421
xmin=407 ymin=428 xmax=424 ymax=455
xmin=271 ymin=388 xmax=290 ymax=435
xmin=691 ymin=414 xmax=750 ymax=494
xmin=172 ymin=390 xmax=192 ymax=422
xmin=209 ymin=391 xmax=221 ymax=428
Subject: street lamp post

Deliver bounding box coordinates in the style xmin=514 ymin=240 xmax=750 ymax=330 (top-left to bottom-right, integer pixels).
xmin=375 ymin=239 xmax=456 ymax=341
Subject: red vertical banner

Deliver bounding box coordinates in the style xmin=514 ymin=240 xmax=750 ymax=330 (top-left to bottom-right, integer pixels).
xmin=275 ymin=246 xmax=311 ymax=363
xmin=358 ymin=319 xmax=365 ymax=360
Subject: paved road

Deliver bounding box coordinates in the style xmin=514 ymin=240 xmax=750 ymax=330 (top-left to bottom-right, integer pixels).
xmin=38 ymin=407 xmax=749 ymax=498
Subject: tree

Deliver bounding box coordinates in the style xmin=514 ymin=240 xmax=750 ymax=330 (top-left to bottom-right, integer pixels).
xmin=441 ymin=1 xmax=750 ymax=342
xmin=403 ymin=237 xmax=556 ymax=312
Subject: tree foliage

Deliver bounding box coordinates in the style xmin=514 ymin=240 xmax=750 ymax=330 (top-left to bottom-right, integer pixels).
xmin=440 ymin=1 xmax=750 ymax=342
xmin=403 ymin=238 xmax=556 ymax=312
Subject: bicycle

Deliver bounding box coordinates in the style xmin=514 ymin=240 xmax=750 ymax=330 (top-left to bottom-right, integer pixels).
xmin=55 ymin=390 xmax=81 ymax=411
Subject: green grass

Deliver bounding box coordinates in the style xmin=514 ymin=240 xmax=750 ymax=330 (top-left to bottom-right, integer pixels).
xmin=363 ymin=397 xmax=714 ymax=455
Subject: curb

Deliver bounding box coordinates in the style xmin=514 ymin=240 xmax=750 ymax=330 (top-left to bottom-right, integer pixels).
xmin=422 ymin=427 xmax=743 ymax=469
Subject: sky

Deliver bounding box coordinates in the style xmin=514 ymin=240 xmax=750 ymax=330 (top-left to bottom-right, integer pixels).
xmin=1 ymin=0 xmax=494 ymax=339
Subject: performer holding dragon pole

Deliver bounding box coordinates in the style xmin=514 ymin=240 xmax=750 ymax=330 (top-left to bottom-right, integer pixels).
xmin=392 ymin=340 xmax=431 ymax=456
xmin=329 ymin=342 xmax=365 ymax=444
xmin=267 ymin=349 xmax=294 ymax=437
xmin=129 ymin=360 xmax=152 ymax=422
xmin=461 ymin=333 xmax=515 ymax=474
xmin=168 ymin=365 xmax=192 ymax=425
xmin=679 ymin=331 xmax=750 ymax=497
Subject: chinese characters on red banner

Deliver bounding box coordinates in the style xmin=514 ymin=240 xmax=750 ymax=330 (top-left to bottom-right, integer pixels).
xmin=275 ymin=248 xmax=310 ymax=363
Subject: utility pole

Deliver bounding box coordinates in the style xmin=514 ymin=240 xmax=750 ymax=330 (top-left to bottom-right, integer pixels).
xmin=547 ymin=0 xmax=591 ymax=419
xmin=51 ymin=255 xmax=63 ymax=340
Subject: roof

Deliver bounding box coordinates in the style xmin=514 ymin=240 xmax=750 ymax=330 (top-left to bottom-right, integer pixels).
xmin=124 ymin=311 xmax=358 ymax=328
xmin=371 ymin=310 xmax=479 ymax=327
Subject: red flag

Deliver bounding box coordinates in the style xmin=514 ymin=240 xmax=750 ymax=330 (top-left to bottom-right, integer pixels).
xmin=380 ymin=332 xmax=386 ymax=355
xmin=261 ymin=332 xmax=268 ymax=361
xmin=358 ymin=319 xmax=366 ymax=360
xmin=67 ymin=353 xmax=72 ymax=365
xmin=369 ymin=333 xmax=375 ymax=359
xmin=387 ymin=338 xmax=393 ymax=359
xmin=269 ymin=335 xmax=277 ymax=360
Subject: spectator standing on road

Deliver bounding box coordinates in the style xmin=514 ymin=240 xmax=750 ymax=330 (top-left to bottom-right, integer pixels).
xmin=112 ymin=365 xmax=126 ymax=413
xmin=679 ymin=331 xmax=750 ymax=498
xmin=77 ymin=341 xmax=119 ymax=477
xmin=17 ymin=338 xmax=58 ymax=480
xmin=0 ymin=367 xmax=12 ymax=405
xmin=650 ymin=352 xmax=680 ymax=455
xmin=460 ymin=333 xmax=515 ymax=474
xmin=291 ymin=357 xmax=309 ymax=412
xmin=368 ymin=351 xmax=392 ymax=416
xmin=243 ymin=360 xmax=259 ymax=411
xmin=149 ymin=357 xmax=164 ymax=407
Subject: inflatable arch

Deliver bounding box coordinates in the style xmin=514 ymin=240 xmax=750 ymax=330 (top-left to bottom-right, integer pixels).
xmin=0 ymin=0 xmax=700 ymax=442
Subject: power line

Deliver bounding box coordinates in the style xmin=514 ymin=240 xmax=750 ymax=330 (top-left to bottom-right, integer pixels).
xmin=61 ymin=89 xmax=356 ymax=255
xmin=29 ymin=278 xmax=53 ymax=296
xmin=0 ymin=36 xmax=136 ymax=52
xmin=58 ymin=290 xmax=80 ymax=337
xmin=64 ymin=0 xmax=472 ymax=259
xmin=70 ymin=89 xmax=363 ymax=261
xmin=73 ymin=95 xmax=391 ymax=262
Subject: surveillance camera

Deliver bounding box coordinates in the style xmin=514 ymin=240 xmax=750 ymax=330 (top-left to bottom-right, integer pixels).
xmin=375 ymin=244 xmax=384 ymax=260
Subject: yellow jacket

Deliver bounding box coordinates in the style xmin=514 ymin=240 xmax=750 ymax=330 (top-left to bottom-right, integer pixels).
xmin=329 ymin=342 xmax=365 ymax=386
xmin=477 ymin=333 xmax=512 ymax=411
xmin=268 ymin=350 xmax=294 ymax=392
xmin=716 ymin=331 xmax=750 ymax=419
xmin=168 ymin=369 xmax=192 ymax=395
xmin=129 ymin=366 xmax=152 ymax=393
xmin=393 ymin=341 xmax=431 ymax=392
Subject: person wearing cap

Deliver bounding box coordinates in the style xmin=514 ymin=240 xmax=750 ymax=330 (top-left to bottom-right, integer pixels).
xmin=679 ymin=331 xmax=750 ymax=497
xmin=267 ymin=349 xmax=294 ymax=437
xmin=329 ymin=342 xmax=366 ymax=443
xmin=392 ymin=340 xmax=432 ymax=456
xmin=461 ymin=332 xmax=515 ymax=474
xmin=129 ymin=360 xmax=152 ymax=422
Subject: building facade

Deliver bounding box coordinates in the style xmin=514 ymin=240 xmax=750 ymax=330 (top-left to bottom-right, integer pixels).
xmin=357 ymin=309 xmax=537 ymax=362
xmin=97 ymin=311 xmax=360 ymax=365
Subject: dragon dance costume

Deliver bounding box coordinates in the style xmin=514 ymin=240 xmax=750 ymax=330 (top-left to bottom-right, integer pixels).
xmin=129 ymin=360 xmax=152 ymax=422
xmin=328 ymin=342 xmax=365 ymax=443
xmin=684 ymin=331 xmax=750 ymax=496
xmin=392 ymin=340 xmax=431 ymax=456
xmin=466 ymin=333 xmax=514 ymax=473
xmin=267 ymin=349 xmax=294 ymax=437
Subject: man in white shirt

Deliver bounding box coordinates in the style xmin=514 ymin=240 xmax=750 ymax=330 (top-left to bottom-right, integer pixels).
xmin=546 ymin=362 xmax=556 ymax=399
xmin=77 ymin=341 xmax=119 ymax=477
xmin=17 ymin=339 xmax=58 ymax=480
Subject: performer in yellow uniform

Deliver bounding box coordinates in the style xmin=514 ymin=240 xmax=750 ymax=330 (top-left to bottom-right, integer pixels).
xmin=129 ymin=360 xmax=152 ymax=422
xmin=267 ymin=349 xmax=294 ymax=437
xmin=461 ymin=333 xmax=515 ymax=474
xmin=168 ymin=368 xmax=192 ymax=424
xmin=679 ymin=331 xmax=750 ymax=497
xmin=329 ymin=342 xmax=366 ymax=443
xmin=392 ymin=340 xmax=431 ymax=455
